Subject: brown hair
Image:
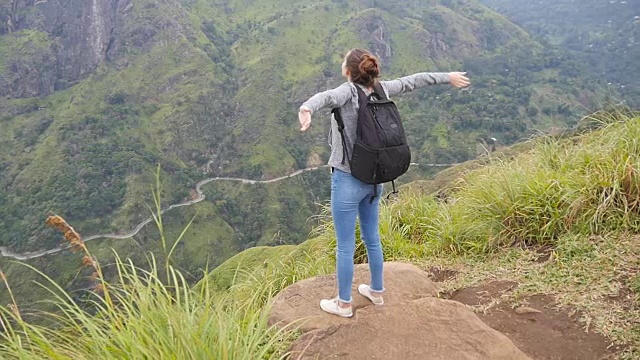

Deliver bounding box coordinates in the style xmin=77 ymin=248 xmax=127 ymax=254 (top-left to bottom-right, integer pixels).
xmin=345 ymin=48 xmax=380 ymax=87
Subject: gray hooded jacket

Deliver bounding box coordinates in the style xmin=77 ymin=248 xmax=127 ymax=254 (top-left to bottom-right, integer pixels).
xmin=301 ymin=72 xmax=450 ymax=173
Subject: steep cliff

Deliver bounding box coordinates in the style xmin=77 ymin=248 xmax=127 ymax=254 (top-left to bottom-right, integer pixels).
xmin=0 ymin=0 xmax=213 ymax=97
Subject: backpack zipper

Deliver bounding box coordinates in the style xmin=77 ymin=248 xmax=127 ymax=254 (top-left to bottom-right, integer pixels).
xmin=372 ymin=104 xmax=389 ymax=145
xmin=372 ymin=159 xmax=378 ymax=180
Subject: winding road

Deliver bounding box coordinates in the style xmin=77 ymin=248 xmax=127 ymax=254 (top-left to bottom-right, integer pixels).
xmin=0 ymin=162 xmax=455 ymax=261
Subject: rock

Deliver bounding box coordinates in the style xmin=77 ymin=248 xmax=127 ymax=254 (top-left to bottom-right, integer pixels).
xmin=270 ymin=262 xmax=530 ymax=359
xmin=289 ymin=297 xmax=531 ymax=360
xmin=351 ymin=11 xmax=392 ymax=64
xmin=2 ymin=0 xmax=202 ymax=98
xmin=515 ymin=306 xmax=543 ymax=315
xmin=2 ymin=0 xmax=128 ymax=97
xmin=269 ymin=262 xmax=438 ymax=332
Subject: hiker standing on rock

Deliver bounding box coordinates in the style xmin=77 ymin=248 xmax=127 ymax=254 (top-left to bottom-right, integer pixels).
xmin=298 ymin=48 xmax=470 ymax=317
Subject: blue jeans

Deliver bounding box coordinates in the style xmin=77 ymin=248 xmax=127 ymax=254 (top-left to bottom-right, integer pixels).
xmin=331 ymin=169 xmax=384 ymax=303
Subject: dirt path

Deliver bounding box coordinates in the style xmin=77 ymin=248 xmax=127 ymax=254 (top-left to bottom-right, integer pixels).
xmin=444 ymin=280 xmax=621 ymax=360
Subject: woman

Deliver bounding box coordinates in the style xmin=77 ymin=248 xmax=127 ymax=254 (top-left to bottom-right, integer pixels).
xmin=298 ymin=48 xmax=470 ymax=317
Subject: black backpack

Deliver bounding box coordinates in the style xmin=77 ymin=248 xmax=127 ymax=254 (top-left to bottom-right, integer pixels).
xmin=331 ymin=82 xmax=411 ymax=203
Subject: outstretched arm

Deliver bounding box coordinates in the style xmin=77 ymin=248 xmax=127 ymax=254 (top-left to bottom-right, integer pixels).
xmin=381 ymin=72 xmax=470 ymax=97
xmin=298 ymin=82 xmax=352 ymax=132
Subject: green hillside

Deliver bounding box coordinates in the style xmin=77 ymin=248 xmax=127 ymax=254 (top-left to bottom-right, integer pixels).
xmin=479 ymin=0 xmax=640 ymax=106
xmin=0 ymin=0 xmax=626 ymax=309
xmin=0 ymin=111 xmax=638 ymax=359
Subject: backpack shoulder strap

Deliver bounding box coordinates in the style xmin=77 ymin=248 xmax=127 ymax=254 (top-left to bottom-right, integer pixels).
xmin=371 ymin=81 xmax=388 ymax=100
xmin=331 ymin=84 xmax=370 ymax=165
xmin=331 ymin=107 xmax=349 ymax=165
xmin=354 ymin=84 xmax=369 ymax=107
xmin=354 ymin=84 xmax=372 ymax=140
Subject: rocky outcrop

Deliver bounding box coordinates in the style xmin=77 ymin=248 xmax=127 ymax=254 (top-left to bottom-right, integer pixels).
xmin=0 ymin=0 xmax=130 ymax=97
xmin=269 ymin=262 xmax=530 ymax=360
xmin=351 ymin=12 xmax=393 ymax=65
xmin=37 ymin=0 xmax=129 ymax=87
xmin=289 ymin=297 xmax=531 ymax=360
xmin=269 ymin=262 xmax=439 ymax=332
xmin=0 ymin=30 xmax=56 ymax=98
xmin=0 ymin=0 xmax=200 ymax=98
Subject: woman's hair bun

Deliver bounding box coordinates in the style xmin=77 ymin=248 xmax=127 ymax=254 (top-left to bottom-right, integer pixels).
xmin=346 ymin=49 xmax=381 ymax=87
xmin=359 ymin=54 xmax=380 ymax=77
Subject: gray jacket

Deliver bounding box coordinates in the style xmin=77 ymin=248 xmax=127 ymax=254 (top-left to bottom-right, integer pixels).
xmin=301 ymin=72 xmax=450 ymax=173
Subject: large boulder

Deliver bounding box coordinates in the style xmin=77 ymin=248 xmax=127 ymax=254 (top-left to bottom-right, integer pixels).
xmin=269 ymin=262 xmax=530 ymax=360
xmin=289 ymin=297 xmax=530 ymax=360
xmin=269 ymin=262 xmax=439 ymax=332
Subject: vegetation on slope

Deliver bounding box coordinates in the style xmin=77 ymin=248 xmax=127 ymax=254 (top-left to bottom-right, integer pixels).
xmin=1 ymin=111 xmax=637 ymax=358
xmin=0 ymin=0 xmax=615 ymax=255
xmin=479 ymin=0 xmax=640 ymax=106
xmin=2 ymin=0 xmax=622 ymax=308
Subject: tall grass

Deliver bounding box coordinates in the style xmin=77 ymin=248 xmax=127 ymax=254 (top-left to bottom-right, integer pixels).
xmin=0 ymin=255 xmax=298 ymax=359
xmin=317 ymin=112 xmax=640 ymax=262
xmin=376 ymin=112 xmax=640 ymax=255
xmin=0 ymin=172 xmax=327 ymax=359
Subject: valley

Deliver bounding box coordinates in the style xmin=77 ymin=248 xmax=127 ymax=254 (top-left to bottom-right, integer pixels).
xmin=0 ymin=0 xmax=625 ymax=305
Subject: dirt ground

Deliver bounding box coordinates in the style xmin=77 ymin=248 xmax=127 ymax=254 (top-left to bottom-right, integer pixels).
xmin=440 ymin=279 xmax=623 ymax=360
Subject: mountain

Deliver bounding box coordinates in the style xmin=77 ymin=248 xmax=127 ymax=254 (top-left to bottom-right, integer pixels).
xmin=478 ymin=0 xmax=640 ymax=106
xmin=0 ymin=0 xmax=617 ymax=304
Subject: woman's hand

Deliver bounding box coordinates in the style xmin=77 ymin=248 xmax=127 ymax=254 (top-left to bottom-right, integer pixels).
xmin=299 ymin=106 xmax=312 ymax=132
xmin=448 ymin=72 xmax=470 ymax=88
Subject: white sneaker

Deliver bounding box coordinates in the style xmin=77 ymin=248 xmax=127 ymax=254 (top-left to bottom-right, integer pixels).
xmin=358 ymin=284 xmax=384 ymax=305
xmin=320 ymin=297 xmax=353 ymax=318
